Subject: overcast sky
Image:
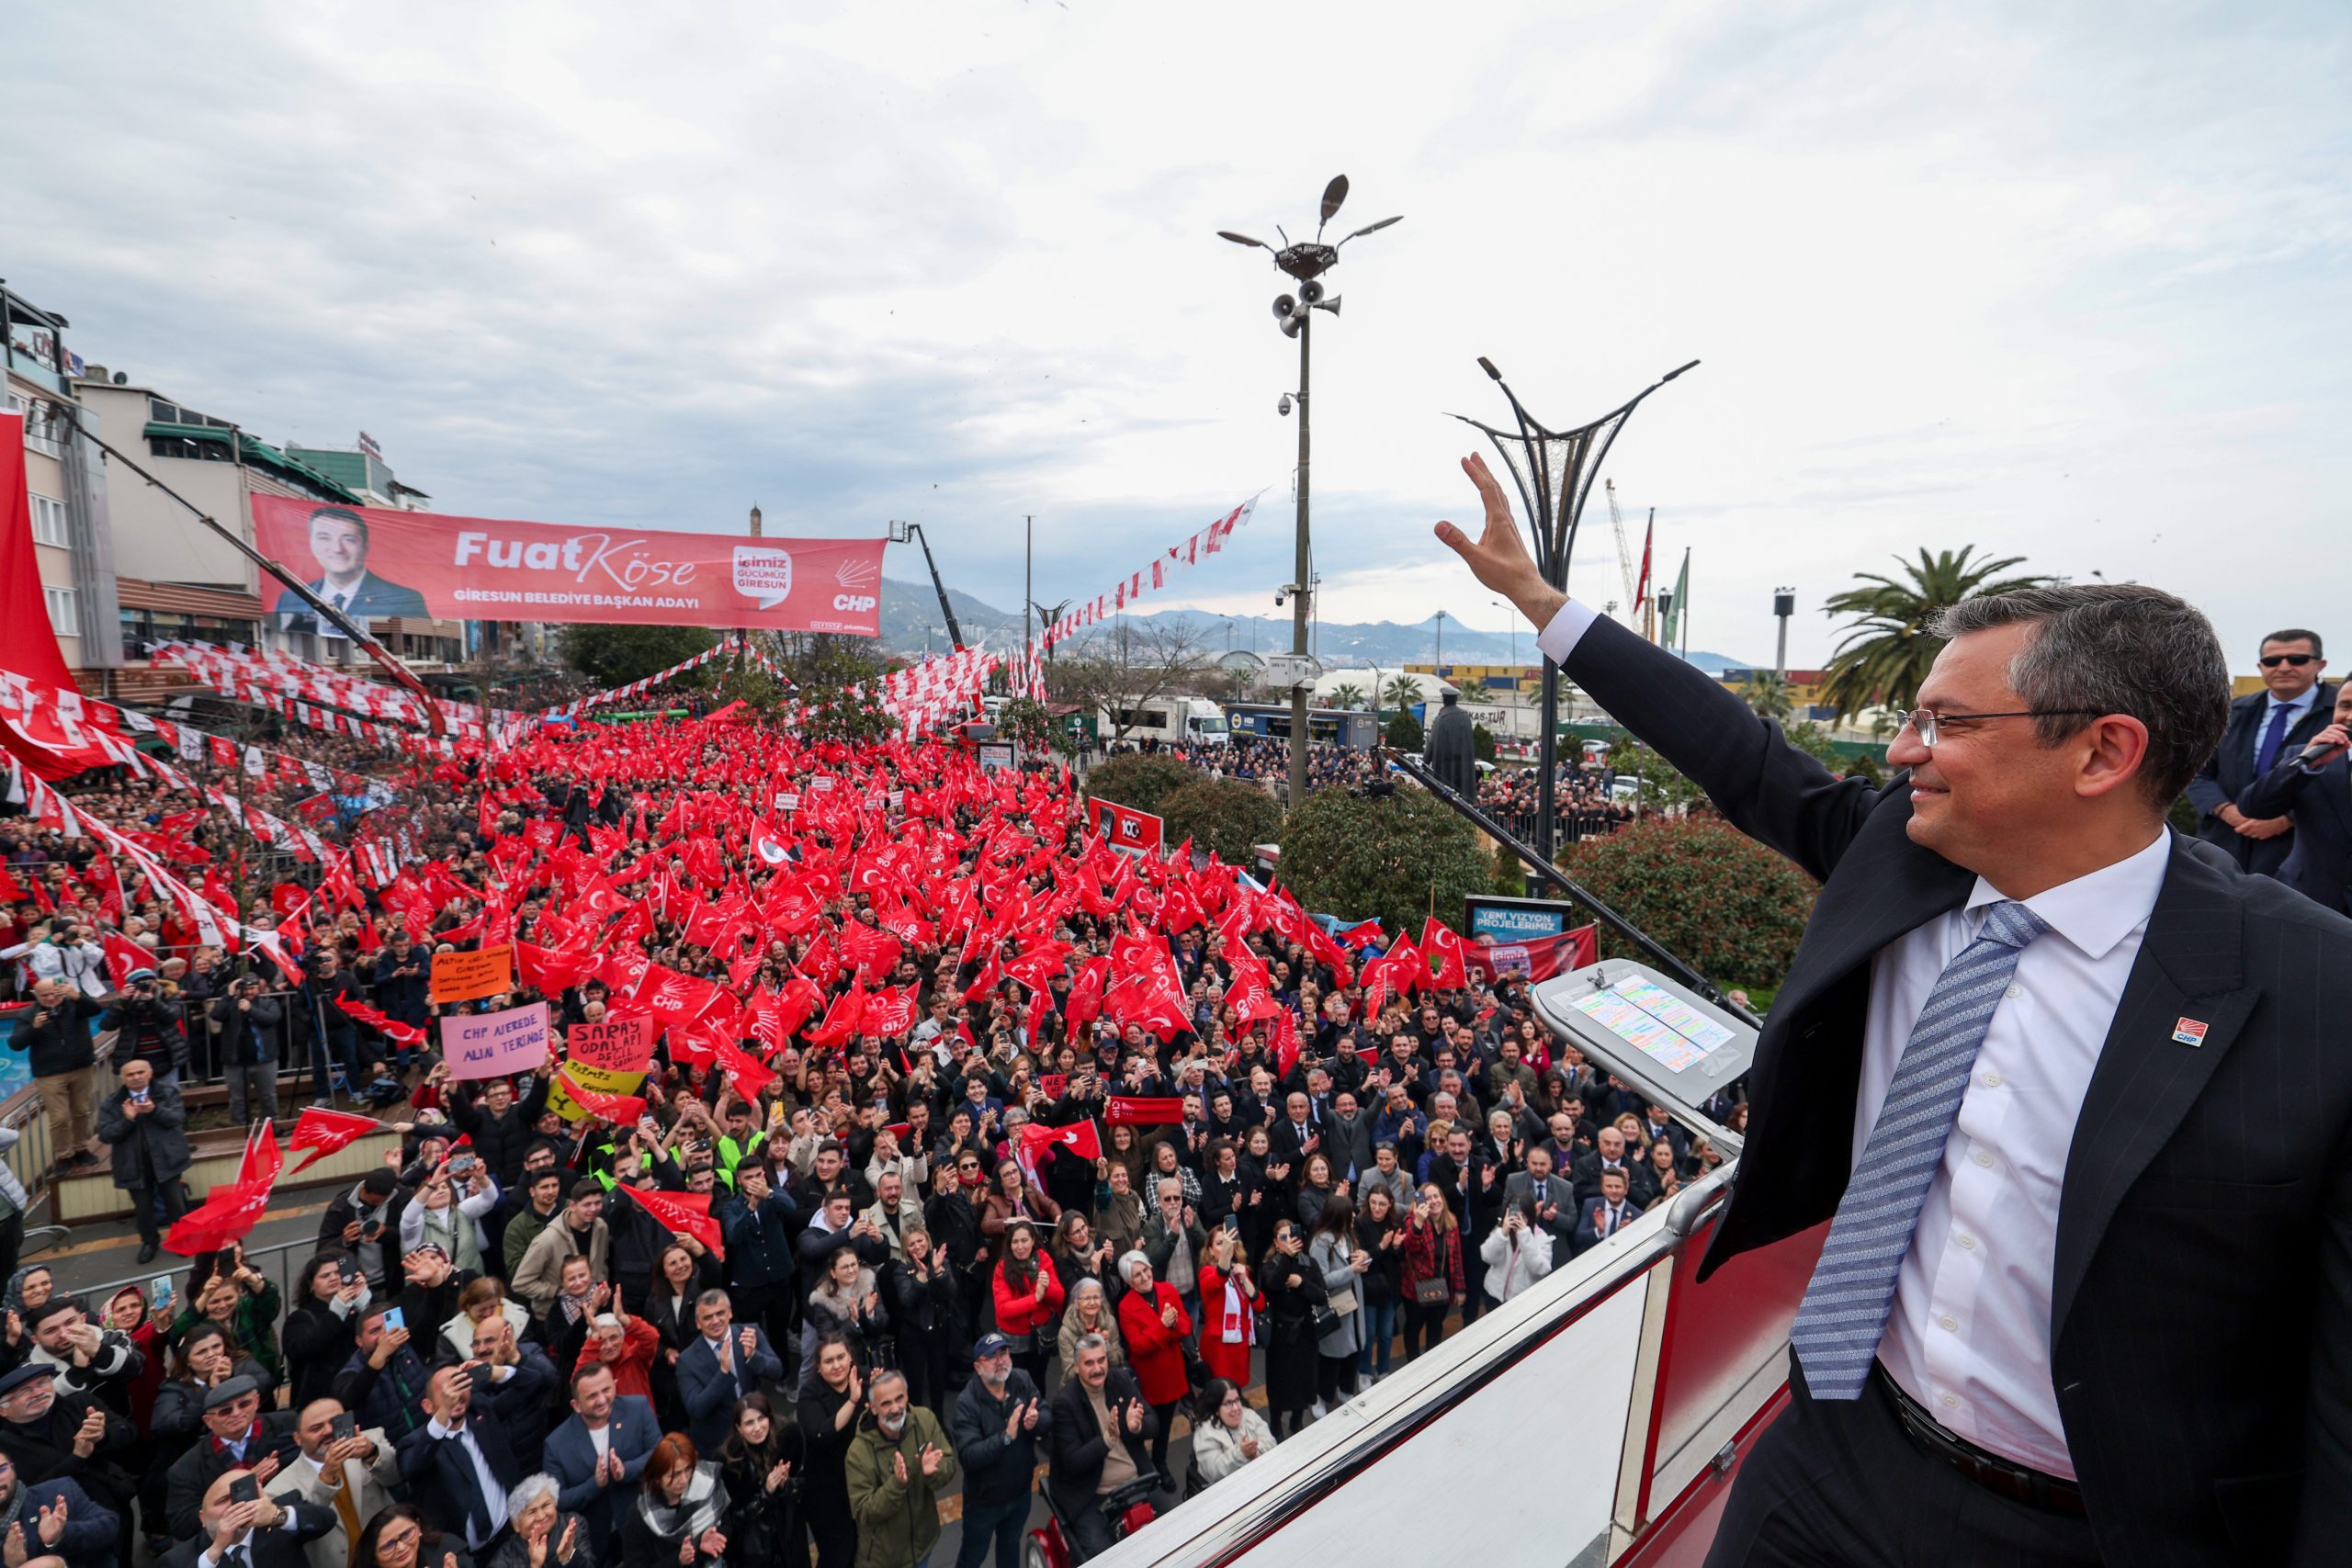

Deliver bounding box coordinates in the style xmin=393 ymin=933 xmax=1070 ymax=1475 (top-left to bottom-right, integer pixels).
xmin=9 ymin=1 xmax=2346 ymax=666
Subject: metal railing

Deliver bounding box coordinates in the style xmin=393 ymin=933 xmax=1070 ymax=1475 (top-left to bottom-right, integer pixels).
xmin=61 ymin=1230 xmax=324 ymax=1321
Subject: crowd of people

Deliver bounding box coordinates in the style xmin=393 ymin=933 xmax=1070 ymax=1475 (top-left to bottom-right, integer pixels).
xmin=0 ymin=702 xmax=1741 ymax=1568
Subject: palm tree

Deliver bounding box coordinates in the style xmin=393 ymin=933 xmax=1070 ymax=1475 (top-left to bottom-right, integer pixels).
xmin=1739 ymin=670 xmax=1794 ymax=721
xmin=1817 ymin=547 xmax=2052 ymax=718
xmin=1327 ymin=682 xmax=1366 ymax=712
xmin=1377 ymin=674 xmax=1425 ymax=720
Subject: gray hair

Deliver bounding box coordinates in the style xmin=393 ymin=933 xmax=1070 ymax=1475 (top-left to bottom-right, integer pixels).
xmin=865 ymin=1366 xmax=908 ymax=1400
xmin=1117 ymin=1249 xmax=1152 ymax=1286
xmin=506 ymin=1473 xmax=560 ymax=1517
xmin=1073 ymin=1332 xmax=1109 ymax=1358
xmin=695 ymin=1288 xmax=731 ymax=1312
xmin=1931 ymin=584 xmax=2229 ymax=804
xmin=1071 ymin=1276 xmax=1105 ymax=1303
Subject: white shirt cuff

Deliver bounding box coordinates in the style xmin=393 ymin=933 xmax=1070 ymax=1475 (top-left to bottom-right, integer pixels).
xmin=1534 ymin=600 xmax=1600 ymax=667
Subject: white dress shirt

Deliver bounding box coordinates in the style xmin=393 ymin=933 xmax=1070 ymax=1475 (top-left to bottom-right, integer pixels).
xmin=1537 ymin=601 xmax=2170 ymax=1478
xmin=425 ymin=1414 xmax=511 ymax=1547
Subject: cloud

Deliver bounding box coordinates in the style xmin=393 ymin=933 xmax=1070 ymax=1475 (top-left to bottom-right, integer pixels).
xmin=7 ymin=0 xmax=2346 ymax=667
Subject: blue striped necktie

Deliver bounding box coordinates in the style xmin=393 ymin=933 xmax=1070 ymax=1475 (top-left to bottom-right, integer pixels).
xmin=1789 ymin=899 xmax=2051 ymax=1400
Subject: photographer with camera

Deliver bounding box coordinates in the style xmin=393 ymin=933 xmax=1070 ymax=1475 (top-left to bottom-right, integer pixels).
xmin=209 ymin=974 xmax=284 ymax=1125
xmin=99 ymin=968 xmax=187 ymax=1088
xmin=8 ymin=980 xmax=106 ymax=1174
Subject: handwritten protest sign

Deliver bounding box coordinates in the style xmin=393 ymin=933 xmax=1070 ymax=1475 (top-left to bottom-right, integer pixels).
xmin=430 ymin=945 xmax=514 ymax=1005
xmin=566 ymin=1015 xmax=651 ymax=1074
xmin=441 ymin=1002 xmax=550 ymax=1079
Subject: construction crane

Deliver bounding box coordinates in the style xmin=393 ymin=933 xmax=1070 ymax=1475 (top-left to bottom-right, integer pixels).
xmin=1604 ymin=479 xmax=1640 ymax=623
xmin=888 ymin=521 xmax=965 ymax=650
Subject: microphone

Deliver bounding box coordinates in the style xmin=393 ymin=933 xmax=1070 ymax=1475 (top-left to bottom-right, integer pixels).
xmin=2287 ymin=735 xmax=2350 ymax=769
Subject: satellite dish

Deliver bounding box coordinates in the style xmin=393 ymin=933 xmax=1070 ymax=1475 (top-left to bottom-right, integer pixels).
xmin=1319 ymin=175 xmax=1350 ymax=224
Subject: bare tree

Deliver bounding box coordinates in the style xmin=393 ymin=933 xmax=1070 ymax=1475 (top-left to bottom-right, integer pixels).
xmin=1046 ymin=617 xmax=1216 ymax=745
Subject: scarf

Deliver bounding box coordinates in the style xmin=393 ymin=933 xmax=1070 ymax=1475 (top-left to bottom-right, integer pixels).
xmin=1217 ymin=1273 xmax=1254 ymax=1346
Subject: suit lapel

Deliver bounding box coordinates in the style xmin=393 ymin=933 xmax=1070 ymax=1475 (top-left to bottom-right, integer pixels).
xmin=2051 ymin=835 xmax=2253 ymax=1343
xmin=1767 ymin=794 xmax=1973 ymax=1024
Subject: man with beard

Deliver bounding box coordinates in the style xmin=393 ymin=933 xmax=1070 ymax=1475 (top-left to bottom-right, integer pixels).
xmin=843 ymin=1369 xmax=956 ymax=1568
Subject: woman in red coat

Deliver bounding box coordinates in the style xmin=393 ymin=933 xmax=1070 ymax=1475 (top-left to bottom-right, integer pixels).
xmin=1195 ymin=1226 xmax=1263 ymax=1391
xmin=1114 ymin=1249 xmax=1195 ymax=1483
xmin=990 ymin=1219 xmax=1065 ymax=1391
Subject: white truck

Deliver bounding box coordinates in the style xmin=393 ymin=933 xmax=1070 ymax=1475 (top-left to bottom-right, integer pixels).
xmin=1102 ymin=695 xmax=1230 ymax=747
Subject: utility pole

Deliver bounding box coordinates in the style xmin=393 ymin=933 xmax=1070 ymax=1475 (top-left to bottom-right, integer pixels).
xmin=1773 ymin=587 xmax=1796 ymax=681
xmin=1023 ymin=515 xmax=1034 ymax=651
xmin=1289 ymin=309 xmax=1312 ymax=810
xmin=1433 ymin=609 xmax=1447 ymax=670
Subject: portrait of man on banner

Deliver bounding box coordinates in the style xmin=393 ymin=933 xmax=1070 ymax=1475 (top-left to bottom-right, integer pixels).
xmin=276 ymin=503 xmax=429 ymax=635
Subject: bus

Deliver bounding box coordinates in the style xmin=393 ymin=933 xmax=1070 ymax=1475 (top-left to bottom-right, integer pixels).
xmin=1222 ymin=703 xmax=1381 ymax=750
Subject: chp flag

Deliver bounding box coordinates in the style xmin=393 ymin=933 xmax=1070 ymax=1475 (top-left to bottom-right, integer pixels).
xmin=1085 ymin=796 xmax=1164 ymax=858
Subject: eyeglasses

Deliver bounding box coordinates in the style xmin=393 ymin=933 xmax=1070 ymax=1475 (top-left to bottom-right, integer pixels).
xmin=1899 ymin=707 xmax=2104 ymax=748
xmin=2260 ymin=653 xmax=2318 ymax=668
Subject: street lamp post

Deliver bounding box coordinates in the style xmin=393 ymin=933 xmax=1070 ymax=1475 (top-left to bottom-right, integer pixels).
xmin=1221 ymin=175 xmax=1400 ymax=814
xmin=1453 ymin=356 xmax=1699 ymax=867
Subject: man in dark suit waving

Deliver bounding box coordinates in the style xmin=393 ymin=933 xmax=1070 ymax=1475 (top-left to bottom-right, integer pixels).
xmin=395 ymin=1365 xmax=523 ymax=1560
xmin=1438 ymin=451 xmax=2351 ymax=1567
xmin=674 ymin=1289 xmax=782 ymax=1454
xmin=2184 ymin=627 xmax=2334 ymax=875
xmin=2235 ymin=685 xmax=2352 ymax=914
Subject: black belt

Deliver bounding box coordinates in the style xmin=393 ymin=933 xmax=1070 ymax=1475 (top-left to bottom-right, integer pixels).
xmin=1873 ymin=1364 xmax=2086 ymax=1517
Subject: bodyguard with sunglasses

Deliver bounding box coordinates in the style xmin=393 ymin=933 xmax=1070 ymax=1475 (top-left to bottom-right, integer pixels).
xmin=2185 ymin=629 xmax=2335 ymax=876
xmin=1438 ymin=451 xmax=2352 ymax=1568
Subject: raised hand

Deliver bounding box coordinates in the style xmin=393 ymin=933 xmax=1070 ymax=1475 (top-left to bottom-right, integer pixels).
xmin=920 ymin=1442 xmax=944 ymax=1477
xmin=1433 ymin=453 xmax=1561 ymax=627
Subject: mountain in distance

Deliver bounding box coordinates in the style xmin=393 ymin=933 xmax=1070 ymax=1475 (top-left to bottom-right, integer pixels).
xmin=877 ymin=579 xmax=1756 ymax=672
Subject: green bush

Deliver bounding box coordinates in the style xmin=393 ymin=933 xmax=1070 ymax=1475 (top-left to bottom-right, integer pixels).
xmin=1562 ymin=817 xmax=1818 ymax=990
xmin=559 ymin=624 xmax=718 ymax=688
xmin=1159 ymin=777 xmax=1285 ymax=865
xmin=1385 ymin=708 xmax=1424 ymax=750
xmin=1083 ymin=753 xmax=1203 ymax=818
xmin=1472 ymin=723 xmax=1498 ymax=763
xmin=1280 ymin=784 xmax=1493 ymax=939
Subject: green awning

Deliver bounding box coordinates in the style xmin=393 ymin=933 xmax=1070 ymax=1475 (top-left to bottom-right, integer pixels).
xmin=142 ymin=423 xmax=364 ymax=503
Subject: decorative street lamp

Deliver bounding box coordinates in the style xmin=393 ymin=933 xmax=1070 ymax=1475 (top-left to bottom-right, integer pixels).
xmin=1452 ymin=356 xmax=1699 ymax=866
xmin=1220 ymin=175 xmax=1400 ymax=812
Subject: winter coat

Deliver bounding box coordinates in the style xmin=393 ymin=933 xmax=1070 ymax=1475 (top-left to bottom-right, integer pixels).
xmin=95 ymin=1082 xmax=193 ymax=1189
xmin=842 ymin=1404 xmax=959 ymax=1568
xmin=948 ymin=1368 xmax=1049 ymax=1507
xmin=6 ymin=993 xmax=103 ymax=1077
xmin=1114 ymin=1281 xmax=1193 ymax=1407
xmin=1307 ymin=1229 xmax=1364 ymax=1359
xmin=1193 ymin=1404 xmax=1276 ymax=1484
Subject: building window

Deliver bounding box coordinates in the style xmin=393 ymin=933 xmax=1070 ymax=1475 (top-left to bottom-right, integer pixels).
xmin=6 ymin=394 xmax=64 ymax=459
xmin=28 ymin=493 xmax=69 ymax=548
xmin=42 ymin=585 xmax=77 ymax=636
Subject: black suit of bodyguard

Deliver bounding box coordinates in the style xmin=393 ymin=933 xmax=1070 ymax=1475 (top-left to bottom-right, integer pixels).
xmin=1435 ymin=452 xmax=2352 ymax=1567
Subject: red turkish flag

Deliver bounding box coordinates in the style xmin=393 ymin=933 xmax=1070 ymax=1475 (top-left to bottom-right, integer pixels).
xmin=1018 ymin=1118 xmax=1102 ymax=1167
xmin=858 ymin=985 xmax=918 ymax=1039
xmin=1420 ymin=919 xmax=1471 ymax=990
xmin=556 ymin=1070 xmax=645 ymax=1125
xmin=1224 ymin=947 xmax=1282 ymax=1023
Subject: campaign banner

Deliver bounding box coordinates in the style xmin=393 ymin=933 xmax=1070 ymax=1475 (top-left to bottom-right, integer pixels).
xmin=1464 ymin=924 xmax=1599 ymax=985
xmin=250 ymin=494 xmax=888 ymax=636
xmin=430 ymin=944 xmax=514 ymax=1004
xmin=1085 ymin=796 xmax=1164 ymax=858
xmin=441 ymin=1001 xmax=552 ymax=1079
xmin=565 ymin=1014 xmax=652 ymax=1074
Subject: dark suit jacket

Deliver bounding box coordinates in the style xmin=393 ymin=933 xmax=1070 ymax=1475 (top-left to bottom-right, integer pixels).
xmin=1499 ymin=1171 xmax=1577 ymax=1250
xmin=9 ymin=1476 xmax=117 ymax=1568
xmin=2185 ymin=683 xmax=2335 ymax=874
xmin=1565 ymin=611 xmax=2352 ymax=1564
xmin=675 ymin=1326 xmax=783 ymax=1454
xmin=1045 ymin=1369 xmax=1157 ymax=1522
xmin=544 ymin=1396 xmax=660 ymax=1541
xmin=2237 ymin=755 xmax=2352 ymax=914
xmin=281 ymin=571 xmax=430 ymax=627
xmin=396 ymin=1404 xmax=524 ymax=1544
xmin=164 ymin=1411 xmax=301 ymax=1538
xmin=157 ymin=1503 xmax=333 ymax=1568
xmin=1573 ymin=1197 xmax=1639 ymax=1256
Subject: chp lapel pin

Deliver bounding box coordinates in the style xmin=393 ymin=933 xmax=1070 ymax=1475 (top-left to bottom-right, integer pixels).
xmin=2172 ymin=1016 xmax=2210 ymax=1047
